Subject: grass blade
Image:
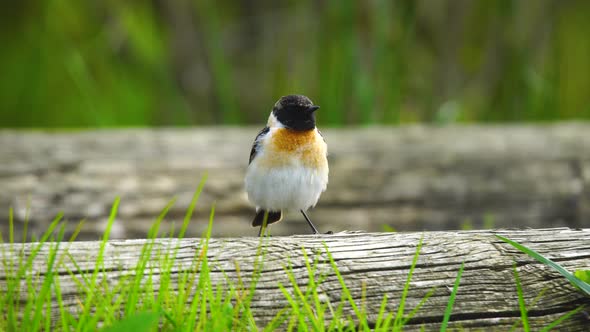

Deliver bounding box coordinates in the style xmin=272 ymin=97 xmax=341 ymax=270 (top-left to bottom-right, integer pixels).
xmin=540 ymin=305 xmax=587 ymax=332
xmin=77 ymin=197 xmax=119 ymax=330
xmin=402 ymin=287 xmax=436 ymax=325
xmin=394 ymin=235 xmax=424 ymax=328
xmin=100 ymin=311 xmax=160 ymax=332
xmin=495 ymin=235 xmax=590 ymax=296
xmin=324 ymin=244 xmax=367 ymax=330
xmin=440 ymin=261 xmax=465 ymax=331
xmin=513 ymin=264 xmax=530 ymax=332
xmin=179 ymin=173 xmax=207 ymax=239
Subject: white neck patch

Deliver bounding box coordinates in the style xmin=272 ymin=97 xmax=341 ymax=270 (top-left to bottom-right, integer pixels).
xmin=267 ymin=112 xmax=284 ymax=128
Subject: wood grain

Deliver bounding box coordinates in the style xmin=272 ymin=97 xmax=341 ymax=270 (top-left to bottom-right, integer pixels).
xmin=1 ymin=228 xmax=588 ymax=330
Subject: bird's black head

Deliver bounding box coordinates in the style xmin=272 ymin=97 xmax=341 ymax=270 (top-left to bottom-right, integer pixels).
xmin=272 ymin=95 xmax=320 ymax=131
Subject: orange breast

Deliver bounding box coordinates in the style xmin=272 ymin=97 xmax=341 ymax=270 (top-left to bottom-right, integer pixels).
xmin=260 ymin=128 xmax=327 ymax=168
xmin=272 ymin=128 xmax=315 ymax=151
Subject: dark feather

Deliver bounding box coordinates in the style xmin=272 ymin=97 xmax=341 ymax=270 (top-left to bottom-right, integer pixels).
xmin=249 ymin=126 xmax=270 ymax=164
xmin=252 ymin=209 xmax=283 ymax=226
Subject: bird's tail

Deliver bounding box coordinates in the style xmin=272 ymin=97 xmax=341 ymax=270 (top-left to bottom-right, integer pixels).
xmin=252 ymin=209 xmax=282 ymax=227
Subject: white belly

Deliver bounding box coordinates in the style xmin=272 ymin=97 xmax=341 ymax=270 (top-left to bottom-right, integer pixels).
xmin=245 ymin=163 xmax=328 ymax=211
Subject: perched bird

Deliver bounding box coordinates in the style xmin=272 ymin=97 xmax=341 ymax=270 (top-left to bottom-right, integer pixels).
xmin=245 ymin=95 xmax=329 ymax=236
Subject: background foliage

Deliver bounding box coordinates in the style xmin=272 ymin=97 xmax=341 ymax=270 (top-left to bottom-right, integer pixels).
xmin=1 ymin=0 xmax=589 ymax=127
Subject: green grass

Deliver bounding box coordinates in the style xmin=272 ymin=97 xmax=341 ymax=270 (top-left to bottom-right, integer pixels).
xmin=496 ymin=235 xmax=590 ymax=296
xmin=496 ymin=235 xmax=590 ymax=331
xmin=0 ymin=191 xmax=429 ymax=331
xmin=513 ymin=264 xmax=530 ymax=332
xmin=0 ymin=194 xmax=587 ymax=331
xmin=0 ymin=194 xmax=441 ymax=331
xmin=2 ymin=1 xmax=590 ymax=127
xmin=440 ymin=261 xmax=464 ymax=332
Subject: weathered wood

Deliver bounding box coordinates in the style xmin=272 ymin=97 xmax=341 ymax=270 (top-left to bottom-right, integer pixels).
xmin=1 ymin=124 xmax=590 ymax=239
xmin=1 ymin=228 xmax=588 ymax=330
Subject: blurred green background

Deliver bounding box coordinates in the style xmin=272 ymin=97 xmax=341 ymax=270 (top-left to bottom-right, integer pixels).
xmin=1 ymin=0 xmax=589 ymax=128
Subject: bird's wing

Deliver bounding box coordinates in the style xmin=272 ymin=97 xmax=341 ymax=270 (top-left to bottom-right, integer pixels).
xmin=318 ymin=129 xmax=328 ymax=154
xmin=317 ymin=129 xmax=326 ymax=142
xmin=249 ymin=126 xmax=270 ymax=164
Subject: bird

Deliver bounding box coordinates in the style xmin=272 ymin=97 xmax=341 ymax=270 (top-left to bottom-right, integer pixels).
xmin=245 ymin=95 xmax=329 ymax=236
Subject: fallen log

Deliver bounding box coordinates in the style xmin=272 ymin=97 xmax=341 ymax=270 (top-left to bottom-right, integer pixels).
xmin=1 ymin=124 xmax=590 ymax=240
xmin=1 ymin=228 xmax=588 ymax=330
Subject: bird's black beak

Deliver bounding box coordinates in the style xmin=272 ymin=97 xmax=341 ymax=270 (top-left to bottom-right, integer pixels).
xmin=307 ymin=105 xmax=320 ymax=113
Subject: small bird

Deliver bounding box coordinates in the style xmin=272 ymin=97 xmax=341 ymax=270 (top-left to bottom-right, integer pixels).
xmin=245 ymin=95 xmax=329 ymax=236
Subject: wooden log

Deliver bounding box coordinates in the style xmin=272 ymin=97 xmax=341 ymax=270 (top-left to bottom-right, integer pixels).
xmin=1 ymin=228 xmax=588 ymax=330
xmin=1 ymin=124 xmax=590 ymax=239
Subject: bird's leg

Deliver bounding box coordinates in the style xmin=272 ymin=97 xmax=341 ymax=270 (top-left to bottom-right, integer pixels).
xmin=300 ymin=210 xmax=320 ymax=234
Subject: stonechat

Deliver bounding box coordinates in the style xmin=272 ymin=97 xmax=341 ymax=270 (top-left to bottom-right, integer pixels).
xmin=245 ymin=95 xmax=329 ymax=236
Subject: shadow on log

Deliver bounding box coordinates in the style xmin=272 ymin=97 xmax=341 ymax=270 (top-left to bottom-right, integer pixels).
xmin=1 ymin=228 xmax=588 ymax=330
